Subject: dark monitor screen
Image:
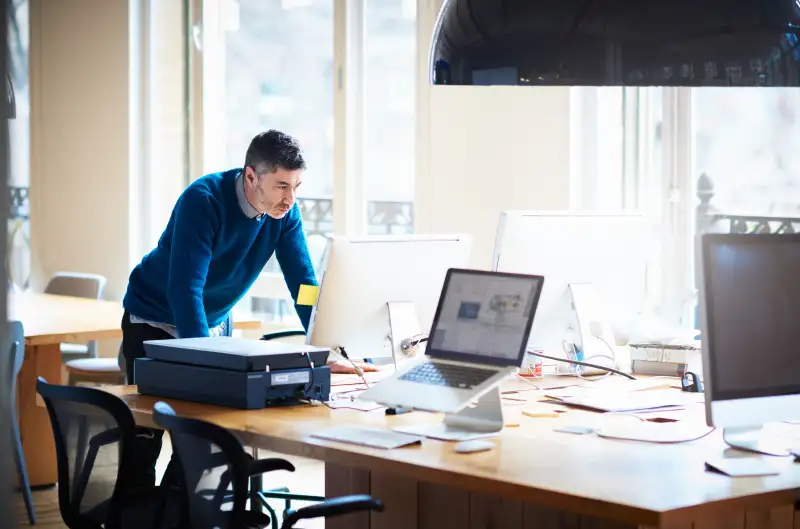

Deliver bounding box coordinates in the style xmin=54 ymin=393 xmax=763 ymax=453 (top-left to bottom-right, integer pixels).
xmin=701 ymin=234 xmax=800 ymax=401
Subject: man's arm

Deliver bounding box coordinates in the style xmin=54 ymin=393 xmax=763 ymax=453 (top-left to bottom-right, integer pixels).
xmin=274 ymin=205 xmax=317 ymax=332
xmin=167 ymin=189 xmax=218 ymax=338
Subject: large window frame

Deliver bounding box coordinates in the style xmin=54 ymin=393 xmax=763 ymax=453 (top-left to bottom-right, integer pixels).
xmin=573 ymin=86 xmax=698 ymax=327
xmin=620 ymin=87 xmax=696 ymax=327
xmin=191 ymin=0 xmax=422 ymax=315
xmin=189 ymin=0 xmax=401 ymax=237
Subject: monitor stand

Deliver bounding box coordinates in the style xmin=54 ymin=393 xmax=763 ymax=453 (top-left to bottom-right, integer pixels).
xmin=391 ymin=386 xmax=504 ymax=442
xmin=723 ymin=426 xmax=790 ymax=456
xmin=386 ymin=301 xmax=422 ymax=369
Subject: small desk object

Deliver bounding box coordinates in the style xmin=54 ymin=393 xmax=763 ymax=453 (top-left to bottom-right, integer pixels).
xmin=136 ymin=337 xmax=332 ymax=409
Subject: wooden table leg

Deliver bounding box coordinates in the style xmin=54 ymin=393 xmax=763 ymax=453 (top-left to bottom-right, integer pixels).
xmin=17 ymin=343 xmax=61 ymax=487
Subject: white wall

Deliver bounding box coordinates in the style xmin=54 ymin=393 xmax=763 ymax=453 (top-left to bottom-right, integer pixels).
xmin=414 ymin=0 xmax=573 ymax=270
xmin=29 ymin=0 xmax=134 ymax=300
xmin=28 ymin=0 xmax=187 ymax=356
xmin=29 ymin=0 xmax=187 ymax=302
xmin=416 ymin=86 xmax=573 ymax=270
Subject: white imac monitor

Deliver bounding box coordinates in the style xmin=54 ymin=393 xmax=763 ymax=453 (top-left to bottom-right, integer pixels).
xmin=698 ymin=233 xmax=800 ymax=456
xmin=307 ymin=234 xmax=473 ymax=361
xmin=491 ymin=211 xmax=648 ymax=361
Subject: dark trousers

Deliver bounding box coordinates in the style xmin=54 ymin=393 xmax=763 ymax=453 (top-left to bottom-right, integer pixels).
xmin=121 ymin=310 xmax=173 ymax=384
xmin=120 ymin=311 xmax=174 ymax=487
xmin=120 ymin=310 xmax=232 ymax=489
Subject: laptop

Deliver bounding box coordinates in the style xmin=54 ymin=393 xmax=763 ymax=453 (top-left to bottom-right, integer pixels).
xmin=360 ymin=268 xmax=544 ymax=413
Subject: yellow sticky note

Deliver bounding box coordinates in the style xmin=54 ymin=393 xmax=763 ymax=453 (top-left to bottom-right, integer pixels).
xmin=297 ymin=284 xmax=320 ymax=306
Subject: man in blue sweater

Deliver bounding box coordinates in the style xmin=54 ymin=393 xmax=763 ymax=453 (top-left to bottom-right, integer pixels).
xmin=120 ymin=130 xmax=320 ymax=381
xmin=120 ymin=130 xmax=374 ymax=489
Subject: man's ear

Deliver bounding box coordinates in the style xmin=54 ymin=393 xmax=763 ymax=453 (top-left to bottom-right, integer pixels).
xmin=243 ymin=166 xmax=255 ymax=183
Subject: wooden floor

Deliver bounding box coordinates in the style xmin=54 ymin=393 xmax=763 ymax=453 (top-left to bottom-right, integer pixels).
xmin=11 ymin=438 xmax=325 ymax=528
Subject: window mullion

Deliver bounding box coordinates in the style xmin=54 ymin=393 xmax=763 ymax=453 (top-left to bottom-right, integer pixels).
xmin=333 ymin=0 xmax=366 ymax=236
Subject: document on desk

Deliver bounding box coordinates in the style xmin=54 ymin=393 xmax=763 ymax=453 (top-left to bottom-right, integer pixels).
xmin=325 ymin=398 xmax=384 ymax=412
xmin=545 ymin=389 xmax=685 ymax=413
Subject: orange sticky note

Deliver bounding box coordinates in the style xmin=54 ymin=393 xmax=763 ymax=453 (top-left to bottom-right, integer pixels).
xmin=297 ymin=284 xmax=320 ymax=306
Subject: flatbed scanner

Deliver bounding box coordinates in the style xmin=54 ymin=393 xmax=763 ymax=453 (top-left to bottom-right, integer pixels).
xmin=134 ymin=337 xmax=331 ymax=409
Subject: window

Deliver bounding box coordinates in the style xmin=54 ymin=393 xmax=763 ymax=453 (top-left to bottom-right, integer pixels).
xmin=569 ymin=87 xmax=625 ymax=210
xmin=685 ymin=88 xmax=800 ymax=324
xmin=234 ymin=1 xmax=332 ymax=198
xmin=195 ymin=0 xmax=417 ymax=324
xmin=8 ymin=0 xmax=30 ymax=291
xmin=618 ymin=87 xmax=800 ymax=328
xmin=364 ymin=0 xmax=415 ymax=234
xmin=692 ymin=88 xmax=800 ymax=216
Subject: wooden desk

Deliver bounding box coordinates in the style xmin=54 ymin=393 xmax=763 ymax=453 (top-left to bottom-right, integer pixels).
xmin=9 ymin=291 xmax=262 ymax=487
xmin=103 ymin=376 xmax=800 ymax=529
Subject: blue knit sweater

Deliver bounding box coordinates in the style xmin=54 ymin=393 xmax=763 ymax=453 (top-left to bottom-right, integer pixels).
xmin=123 ymin=169 xmax=317 ymax=338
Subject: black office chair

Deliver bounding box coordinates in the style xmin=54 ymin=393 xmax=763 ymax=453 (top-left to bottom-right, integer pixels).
xmin=36 ymin=377 xmax=180 ymax=529
xmin=153 ymin=401 xmax=384 ymax=529
xmin=259 ymin=330 xmax=306 ymax=342
xmin=8 ymin=321 xmax=35 ymax=525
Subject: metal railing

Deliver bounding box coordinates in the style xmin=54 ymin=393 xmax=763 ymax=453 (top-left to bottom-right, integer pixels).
xmin=692 ymin=173 xmax=800 ymax=325
xmin=297 ymin=196 xmax=413 ymax=238
xmin=6 ymin=187 xmax=414 ymax=291
xmin=696 ymin=172 xmax=800 ymax=235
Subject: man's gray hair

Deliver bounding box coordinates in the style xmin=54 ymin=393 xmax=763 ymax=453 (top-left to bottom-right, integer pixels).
xmin=244 ymin=130 xmax=306 ymax=175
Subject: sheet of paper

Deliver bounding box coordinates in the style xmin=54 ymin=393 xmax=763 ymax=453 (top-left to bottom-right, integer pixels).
xmin=325 ymin=398 xmax=385 ymax=412
xmin=705 ymin=458 xmax=780 ymax=477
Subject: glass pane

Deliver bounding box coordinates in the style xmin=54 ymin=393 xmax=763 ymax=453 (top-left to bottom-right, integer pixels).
xmin=692 ymin=88 xmax=800 ymax=217
xmin=212 ymin=0 xmax=334 ymax=200
xmin=8 ymin=0 xmax=31 ymax=291
xmin=207 ymin=0 xmax=333 ymax=325
xmin=364 ymin=0 xmax=415 ymax=235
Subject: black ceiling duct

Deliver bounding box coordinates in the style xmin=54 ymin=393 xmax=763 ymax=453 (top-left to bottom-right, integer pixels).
xmin=429 ymin=0 xmax=800 ymax=86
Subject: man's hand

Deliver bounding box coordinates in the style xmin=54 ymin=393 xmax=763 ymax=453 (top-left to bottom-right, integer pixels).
xmin=328 ymin=360 xmax=381 ymax=374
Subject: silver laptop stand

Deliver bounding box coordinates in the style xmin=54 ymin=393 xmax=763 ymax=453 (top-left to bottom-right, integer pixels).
xmin=392 ymin=385 xmax=504 ymax=441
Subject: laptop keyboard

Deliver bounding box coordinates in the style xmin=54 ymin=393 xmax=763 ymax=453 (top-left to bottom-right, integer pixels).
xmin=399 ymin=362 xmax=497 ymax=389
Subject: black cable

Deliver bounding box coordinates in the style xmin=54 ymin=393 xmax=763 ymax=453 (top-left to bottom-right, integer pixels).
xmin=526 ymin=351 xmax=637 ymax=380
xmin=338 ymin=346 xmax=368 ymax=387
xmin=400 ymin=335 xmax=428 ymax=353
xmin=303 ymin=351 xmax=317 ymax=403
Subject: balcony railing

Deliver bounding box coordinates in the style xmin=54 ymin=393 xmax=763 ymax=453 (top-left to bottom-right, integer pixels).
xmin=6 ymin=186 xmax=414 ymax=291
xmin=696 ymin=173 xmax=800 ymax=235
xmin=297 ymin=196 xmax=413 ymax=238
xmin=693 ymin=173 xmax=800 ymax=325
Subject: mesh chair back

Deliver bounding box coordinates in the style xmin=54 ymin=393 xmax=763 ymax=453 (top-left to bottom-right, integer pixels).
xmin=153 ymin=402 xmax=251 ymax=529
xmin=36 ymin=378 xmax=138 ymax=528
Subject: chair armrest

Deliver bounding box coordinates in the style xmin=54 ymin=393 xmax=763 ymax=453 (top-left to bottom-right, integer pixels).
xmin=248 ymin=457 xmax=295 ymax=476
xmin=260 ymin=330 xmax=306 ymax=341
xmin=210 ymin=457 xmax=295 ymax=500
xmin=281 ymin=495 xmax=384 ymax=529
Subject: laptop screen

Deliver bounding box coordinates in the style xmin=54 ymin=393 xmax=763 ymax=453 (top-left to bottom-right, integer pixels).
xmin=426 ymin=269 xmax=544 ymax=367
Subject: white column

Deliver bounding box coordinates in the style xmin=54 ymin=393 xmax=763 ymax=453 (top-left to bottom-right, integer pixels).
xmin=333 ymin=0 xmax=366 ymax=236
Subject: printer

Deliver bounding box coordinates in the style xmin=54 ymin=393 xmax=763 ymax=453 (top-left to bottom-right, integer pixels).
xmin=134 ymin=337 xmax=331 ymax=409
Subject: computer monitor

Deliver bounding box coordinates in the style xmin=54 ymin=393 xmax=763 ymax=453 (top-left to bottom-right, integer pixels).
xmin=492 ymin=211 xmax=649 ymax=364
xmin=307 ymin=234 xmax=473 ymax=361
xmin=698 ymin=233 xmax=800 ymax=456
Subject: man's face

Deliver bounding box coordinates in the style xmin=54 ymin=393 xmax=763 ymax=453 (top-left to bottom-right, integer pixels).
xmin=243 ymin=165 xmax=303 ymax=219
